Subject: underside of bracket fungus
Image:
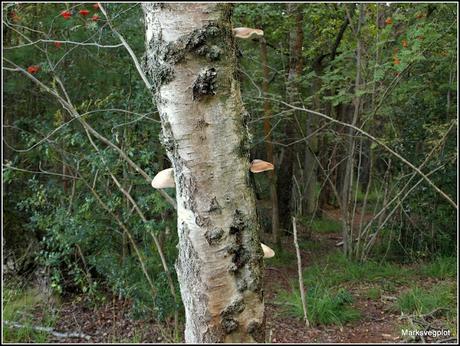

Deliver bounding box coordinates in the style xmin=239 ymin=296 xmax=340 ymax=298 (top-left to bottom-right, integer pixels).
xmin=233 ymin=27 xmax=264 ymax=40
xmin=250 ymin=159 xmax=274 ymax=173
xmin=261 ymin=243 xmax=275 ymax=258
xmin=151 ymin=168 xmax=175 ymax=189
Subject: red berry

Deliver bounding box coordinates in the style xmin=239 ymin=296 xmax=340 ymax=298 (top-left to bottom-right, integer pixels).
xmin=61 ymin=11 xmax=72 ymax=19
xmin=54 ymin=41 xmax=62 ymax=48
xmin=10 ymin=11 xmax=21 ymax=22
xmin=92 ymin=15 xmax=99 ymax=22
xmin=79 ymin=9 xmax=90 ymax=16
xmin=93 ymin=4 xmax=100 ymax=10
xmin=27 ymin=65 xmax=40 ymax=74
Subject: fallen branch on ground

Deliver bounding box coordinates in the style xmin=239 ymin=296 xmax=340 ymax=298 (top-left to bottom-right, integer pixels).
xmin=4 ymin=320 xmax=91 ymax=340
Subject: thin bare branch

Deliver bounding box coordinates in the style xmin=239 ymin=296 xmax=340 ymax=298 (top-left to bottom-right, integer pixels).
xmin=260 ymin=96 xmax=457 ymax=210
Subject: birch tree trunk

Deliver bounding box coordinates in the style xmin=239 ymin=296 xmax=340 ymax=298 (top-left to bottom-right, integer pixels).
xmin=142 ymin=4 xmax=265 ymax=343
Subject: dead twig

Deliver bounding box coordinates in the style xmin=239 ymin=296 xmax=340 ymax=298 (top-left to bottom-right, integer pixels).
xmin=292 ymin=216 xmax=310 ymax=328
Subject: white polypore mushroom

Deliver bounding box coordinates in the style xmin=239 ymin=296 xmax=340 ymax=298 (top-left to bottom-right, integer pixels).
xmin=151 ymin=168 xmax=175 ymax=189
xmin=233 ymin=27 xmax=264 ymax=40
xmin=261 ymin=243 xmax=275 ymax=258
xmin=250 ymin=159 xmax=274 ymax=173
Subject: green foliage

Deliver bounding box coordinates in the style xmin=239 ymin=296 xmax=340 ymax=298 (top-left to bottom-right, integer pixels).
xmin=3 ymin=3 xmax=178 ymax=323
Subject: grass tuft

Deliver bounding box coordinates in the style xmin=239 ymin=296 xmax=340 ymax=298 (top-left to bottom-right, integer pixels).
xmin=418 ymin=256 xmax=456 ymax=280
xmin=277 ymin=285 xmax=360 ymax=326
xmin=393 ymin=283 xmax=456 ymax=317
xmin=2 ymin=286 xmax=58 ymax=343
xmin=302 ymin=251 xmax=414 ymax=287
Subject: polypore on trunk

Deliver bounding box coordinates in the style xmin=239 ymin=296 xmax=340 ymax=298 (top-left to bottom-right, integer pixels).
xmin=233 ymin=27 xmax=264 ymax=40
xmin=261 ymin=243 xmax=275 ymax=258
xmin=151 ymin=168 xmax=175 ymax=189
xmin=250 ymin=159 xmax=274 ymax=173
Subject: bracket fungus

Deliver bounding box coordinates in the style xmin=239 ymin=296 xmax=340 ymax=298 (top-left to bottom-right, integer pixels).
xmin=151 ymin=168 xmax=175 ymax=189
xmin=261 ymin=243 xmax=275 ymax=258
xmin=250 ymin=159 xmax=274 ymax=173
xmin=233 ymin=27 xmax=264 ymax=40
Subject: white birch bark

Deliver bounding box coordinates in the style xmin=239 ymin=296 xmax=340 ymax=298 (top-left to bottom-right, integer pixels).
xmin=142 ymin=4 xmax=265 ymax=343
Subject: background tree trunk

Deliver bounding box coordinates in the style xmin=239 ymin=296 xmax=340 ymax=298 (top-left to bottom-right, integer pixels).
xmin=143 ymin=3 xmax=265 ymax=343
xmin=260 ymin=37 xmax=281 ymax=250
xmin=277 ymin=3 xmax=304 ymax=231
xmin=341 ymin=4 xmax=365 ymax=257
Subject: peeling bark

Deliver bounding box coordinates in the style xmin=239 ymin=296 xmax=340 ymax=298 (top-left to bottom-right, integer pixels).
xmin=142 ymin=4 xmax=265 ymax=343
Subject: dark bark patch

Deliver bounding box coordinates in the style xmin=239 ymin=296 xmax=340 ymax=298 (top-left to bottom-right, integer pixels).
xmin=197 ymin=44 xmax=222 ymax=61
xmin=145 ymin=23 xmax=223 ymax=92
xmin=159 ymin=120 xmax=177 ymax=153
xmin=236 ymin=278 xmax=247 ymax=292
xmin=207 ymin=45 xmax=222 ymax=61
xmin=241 ymin=109 xmax=250 ymax=128
xmin=233 ymin=108 xmax=253 ymax=159
xmin=179 ymin=174 xmax=198 ymax=212
xmin=204 ymin=228 xmax=224 ymax=245
xmin=229 ymin=226 xmax=239 ymax=235
xmin=195 ymin=215 xmax=210 ymax=227
xmin=195 ymin=118 xmax=209 ymax=130
xmin=246 ymin=266 xmax=263 ymax=295
xmin=221 ymin=318 xmax=239 ymax=334
xmin=247 ymin=320 xmax=264 ymax=342
xmin=208 ymin=197 xmax=221 ymax=213
xmin=152 ymin=64 xmax=175 ymax=92
xmin=193 ymin=68 xmax=217 ymax=100
xmin=221 ymin=297 xmax=245 ymax=317
xmin=230 ymin=209 xmax=245 ymax=234
xmin=225 ymin=244 xmax=239 ymax=255
xmin=232 ymin=247 xmax=250 ymax=270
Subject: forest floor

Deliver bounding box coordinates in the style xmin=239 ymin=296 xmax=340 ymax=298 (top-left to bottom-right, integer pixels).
xmin=3 ymin=208 xmax=457 ymax=344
